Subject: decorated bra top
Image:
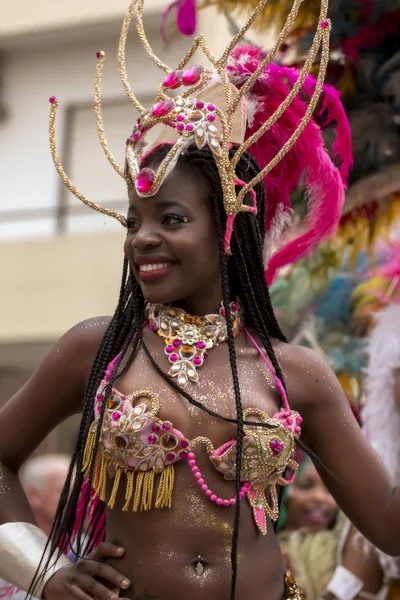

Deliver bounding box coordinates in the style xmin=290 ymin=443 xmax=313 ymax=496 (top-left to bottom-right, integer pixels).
xmin=83 ymin=327 xmax=302 ymax=535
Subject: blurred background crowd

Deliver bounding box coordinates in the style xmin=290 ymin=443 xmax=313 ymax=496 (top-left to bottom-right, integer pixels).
xmin=0 ymin=0 xmax=399 ymax=598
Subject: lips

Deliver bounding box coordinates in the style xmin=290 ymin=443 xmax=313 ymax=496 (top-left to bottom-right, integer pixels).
xmin=134 ymin=255 xmax=179 ymax=282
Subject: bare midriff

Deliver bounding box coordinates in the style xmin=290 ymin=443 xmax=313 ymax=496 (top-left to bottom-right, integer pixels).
xmin=105 ymin=470 xmax=286 ymax=600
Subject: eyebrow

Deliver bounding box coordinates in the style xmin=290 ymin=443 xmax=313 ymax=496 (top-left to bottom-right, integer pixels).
xmin=128 ymin=200 xmax=188 ymax=213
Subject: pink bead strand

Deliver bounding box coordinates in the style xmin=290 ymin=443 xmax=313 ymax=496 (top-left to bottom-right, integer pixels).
xmin=187 ymin=452 xmax=250 ymax=506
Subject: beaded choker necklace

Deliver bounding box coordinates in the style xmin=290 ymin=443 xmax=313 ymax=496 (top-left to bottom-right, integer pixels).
xmin=146 ymin=302 xmax=241 ymax=388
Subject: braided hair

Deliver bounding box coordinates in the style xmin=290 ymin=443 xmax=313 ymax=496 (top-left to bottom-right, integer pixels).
xmin=32 ymin=144 xmax=288 ymax=600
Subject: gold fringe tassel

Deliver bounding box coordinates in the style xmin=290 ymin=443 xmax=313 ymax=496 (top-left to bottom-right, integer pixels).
xmin=155 ymin=465 xmax=175 ymax=509
xmin=133 ymin=471 xmax=145 ymax=512
xmin=122 ymin=471 xmax=135 ymax=511
xmin=108 ymin=468 xmax=122 ymax=509
xmin=82 ymin=427 xmax=176 ymax=511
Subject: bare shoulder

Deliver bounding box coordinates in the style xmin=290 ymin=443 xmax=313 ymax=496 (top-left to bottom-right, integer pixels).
xmin=272 ymin=340 xmax=342 ymax=412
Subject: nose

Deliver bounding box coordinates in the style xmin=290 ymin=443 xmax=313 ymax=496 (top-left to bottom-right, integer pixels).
xmin=311 ymin=485 xmax=332 ymax=504
xmin=131 ymin=223 xmax=162 ymax=251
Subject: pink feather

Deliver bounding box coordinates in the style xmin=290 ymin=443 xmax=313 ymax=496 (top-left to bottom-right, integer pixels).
xmin=227 ymin=45 xmax=350 ymax=282
xmin=0 ymin=586 xmax=20 ymax=599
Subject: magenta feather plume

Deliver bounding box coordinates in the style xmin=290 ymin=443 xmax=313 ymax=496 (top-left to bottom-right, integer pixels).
xmin=160 ymin=0 xmax=196 ymax=43
xmin=227 ymin=45 xmax=351 ymax=282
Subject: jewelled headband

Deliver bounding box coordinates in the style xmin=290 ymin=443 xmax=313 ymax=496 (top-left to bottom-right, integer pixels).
xmin=49 ymin=0 xmax=344 ymax=265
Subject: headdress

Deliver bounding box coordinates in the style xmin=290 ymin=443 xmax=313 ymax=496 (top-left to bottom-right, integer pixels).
xmin=48 ymin=0 xmax=352 ymax=283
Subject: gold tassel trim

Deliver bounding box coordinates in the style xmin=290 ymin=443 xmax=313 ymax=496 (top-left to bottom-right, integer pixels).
xmin=108 ymin=468 xmax=122 ymax=509
xmin=82 ymin=425 xmax=176 ymax=511
xmin=155 ymin=464 xmax=175 ymax=509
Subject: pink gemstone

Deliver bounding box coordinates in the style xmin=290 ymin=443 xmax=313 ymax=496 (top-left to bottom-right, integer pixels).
xmin=49 ymin=96 xmax=57 ymax=104
xmin=188 ymin=459 xmax=196 ymax=467
xmin=229 ymin=498 xmax=236 ymax=505
xmin=176 ymin=123 xmax=185 ymax=132
xmin=197 ymin=478 xmax=205 ymax=485
xmin=162 ymin=421 xmax=172 ymax=431
xmin=176 ymin=114 xmax=185 ymax=122
xmin=207 ymin=114 xmax=216 ymax=122
xmin=286 ymin=417 xmax=293 ymax=425
xmin=195 ymin=101 xmax=205 ymax=109
xmin=151 ymin=99 xmax=175 ymax=117
xmin=188 ymin=452 xmax=195 ymax=460
xmin=270 ymin=440 xmax=277 ymax=448
xmin=320 ymin=19 xmax=328 ymax=28
xmin=97 ymin=395 xmax=102 ymax=402
xmin=223 ymin=500 xmax=230 ymax=507
xmin=179 ymin=451 xmax=188 ymax=459
xmin=197 ymin=341 xmax=206 ymax=350
xmin=132 ymin=132 xmax=140 ymax=141
xmin=182 ymin=65 xmax=203 ymax=86
xmin=170 ymin=353 xmax=179 ymax=362
xmin=207 ymin=104 xmax=215 ymax=111
xmin=201 ymin=484 xmax=208 ymax=492
xmin=163 ymin=70 xmax=183 ymax=89
xmin=240 ymin=490 xmax=245 ymax=498
xmin=112 ymin=412 xmax=121 ymax=420
xmin=97 ymin=406 xmax=102 ymax=413
xmin=193 ymin=357 xmax=202 ymax=366
xmin=204 ymin=352 xmax=209 ymax=359
xmin=216 ymin=498 xmax=223 ymax=506
xmin=135 ymin=168 xmax=155 ymax=194
xmin=232 ymin=302 xmax=239 ymax=312
xmin=206 ymin=489 xmax=212 ymax=497
xmin=179 ymin=439 xmax=189 ymax=448
xmin=149 ymin=323 xmax=156 ymax=330
xmin=96 ymin=51 xmax=104 ymax=59
xmin=166 ymin=453 xmax=175 ymax=462
xmin=210 ymin=494 xmax=217 ymax=502
xmin=165 ymin=345 xmax=174 ymax=354
xmin=185 ymin=124 xmax=194 ymax=132
xmin=173 ymin=339 xmax=181 ymax=347
xmin=192 ymin=466 xmax=199 ymax=473
xmin=152 ymin=423 xmax=161 ymax=433
xmin=148 ymin=434 xmax=157 ymax=445
xmin=195 ymin=472 xmax=202 ymax=480
xmin=221 ymin=309 xmax=226 ymax=317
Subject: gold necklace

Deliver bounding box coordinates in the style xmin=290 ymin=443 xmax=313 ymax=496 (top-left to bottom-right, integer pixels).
xmin=146 ymin=301 xmax=241 ymax=388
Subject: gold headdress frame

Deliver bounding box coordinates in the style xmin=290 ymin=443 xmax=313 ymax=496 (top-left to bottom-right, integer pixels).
xmin=48 ymin=0 xmax=331 ymax=248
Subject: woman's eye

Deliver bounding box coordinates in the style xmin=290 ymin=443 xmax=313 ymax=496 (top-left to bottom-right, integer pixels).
xmin=162 ymin=214 xmax=190 ymax=226
xmin=126 ymin=218 xmax=140 ymax=232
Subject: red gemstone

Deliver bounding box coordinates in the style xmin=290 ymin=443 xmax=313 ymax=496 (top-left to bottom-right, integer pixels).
xmin=197 ymin=341 xmax=206 ymax=350
xmin=207 ymin=104 xmax=216 ymax=111
xmin=166 ymin=453 xmax=175 ymax=462
xmin=173 ymin=339 xmax=181 ymax=347
xmin=176 ymin=114 xmax=185 ymax=122
xmin=152 ymin=423 xmax=161 ymax=433
xmin=166 ymin=345 xmax=174 ymax=354
xmin=135 ymin=168 xmax=155 ymax=194
xmin=179 ymin=451 xmax=188 ymax=459
xmin=49 ymin=96 xmax=57 ymax=104
xmin=163 ymin=70 xmax=183 ymax=89
xmin=162 ymin=421 xmax=172 ymax=431
xmin=152 ymin=99 xmax=175 ymax=117
xmin=193 ymin=357 xmax=202 ymax=366
xmin=320 ymin=19 xmax=328 ymax=28
xmin=96 ymin=51 xmax=105 ymax=59
xmin=207 ymin=114 xmax=216 ymax=122
xmin=112 ymin=412 xmax=121 ymax=420
xmin=232 ymin=302 xmax=239 ymax=312
xmin=170 ymin=353 xmax=179 ymax=362
xmin=148 ymin=434 xmax=157 ymax=445
xmin=176 ymin=124 xmax=184 ymax=132
xmin=195 ymin=101 xmax=205 ymax=109
xmin=185 ymin=124 xmax=194 ymax=132
xmin=180 ymin=440 xmax=189 ymax=448
xmin=182 ymin=65 xmax=203 ymax=86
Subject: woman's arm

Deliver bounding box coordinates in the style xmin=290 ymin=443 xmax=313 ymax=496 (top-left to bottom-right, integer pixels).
xmin=280 ymin=344 xmax=400 ymax=556
xmin=0 ymin=316 xmax=110 ymax=526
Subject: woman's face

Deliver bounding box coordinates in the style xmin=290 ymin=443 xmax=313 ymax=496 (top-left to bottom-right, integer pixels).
xmin=283 ymin=463 xmax=337 ymax=533
xmin=124 ymin=162 xmax=222 ymax=313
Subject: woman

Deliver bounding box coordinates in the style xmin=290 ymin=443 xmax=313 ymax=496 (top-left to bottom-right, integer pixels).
xmin=0 ymin=1 xmax=399 ymax=600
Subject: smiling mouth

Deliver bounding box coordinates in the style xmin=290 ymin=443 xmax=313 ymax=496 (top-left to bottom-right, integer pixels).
xmin=139 ymin=262 xmax=174 ymax=273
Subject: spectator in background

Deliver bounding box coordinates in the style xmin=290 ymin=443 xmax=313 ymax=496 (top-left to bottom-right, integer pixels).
xmin=0 ymin=454 xmax=70 ymax=599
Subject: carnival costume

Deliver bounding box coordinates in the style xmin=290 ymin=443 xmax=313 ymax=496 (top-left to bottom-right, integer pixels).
xmin=0 ymin=0 xmax=351 ymax=597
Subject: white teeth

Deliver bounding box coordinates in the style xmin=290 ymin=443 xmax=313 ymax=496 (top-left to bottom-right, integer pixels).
xmin=140 ymin=263 xmax=171 ymax=273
